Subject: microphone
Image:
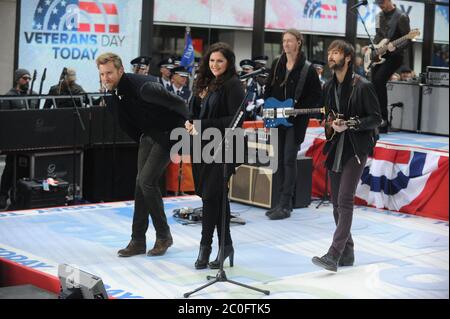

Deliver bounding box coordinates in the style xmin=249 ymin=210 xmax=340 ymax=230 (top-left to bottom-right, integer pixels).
xmin=59 ymin=67 xmax=68 ymax=82
xmin=239 ymin=67 xmax=266 ymax=80
xmin=350 ymin=0 xmax=368 ymax=9
xmin=391 ymin=102 xmax=403 ymax=108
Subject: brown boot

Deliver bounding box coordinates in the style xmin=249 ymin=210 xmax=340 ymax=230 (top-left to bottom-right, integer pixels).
xmin=117 ymin=240 xmax=146 ymax=257
xmin=148 ymin=236 xmax=173 ymax=256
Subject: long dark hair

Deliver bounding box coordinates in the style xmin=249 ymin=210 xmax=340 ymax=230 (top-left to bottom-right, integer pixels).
xmin=194 ymin=42 xmax=237 ymax=97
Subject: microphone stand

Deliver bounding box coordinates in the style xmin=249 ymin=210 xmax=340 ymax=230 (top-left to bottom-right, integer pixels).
xmin=352 ymin=6 xmax=377 ymax=74
xmin=184 ymin=81 xmax=270 ymax=298
xmin=64 ymin=75 xmax=86 ymax=204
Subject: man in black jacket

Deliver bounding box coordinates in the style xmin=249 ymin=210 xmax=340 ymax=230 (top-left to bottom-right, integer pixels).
xmin=0 ymin=69 xmax=38 ymax=209
xmin=264 ymin=29 xmax=322 ymax=220
xmin=43 ymin=68 xmax=86 ymax=109
xmin=370 ymin=0 xmax=411 ymax=133
xmin=312 ymin=40 xmax=381 ymax=272
xmin=96 ymin=52 xmax=188 ymax=257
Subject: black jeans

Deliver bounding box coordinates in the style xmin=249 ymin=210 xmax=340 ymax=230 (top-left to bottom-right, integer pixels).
xmin=131 ymin=133 xmax=171 ymax=242
xmin=328 ymin=155 xmax=367 ymax=257
xmin=276 ymin=126 xmax=300 ymax=208
xmin=200 ymin=163 xmax=232 ymax=247
xmin=371 ymin=55 xmax=403 ymax=124
xmin=0 ymin=155 xmax=14 ymax=198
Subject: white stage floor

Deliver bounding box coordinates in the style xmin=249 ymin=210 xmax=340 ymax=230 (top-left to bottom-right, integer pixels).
xmin=0 ymin=196 xmax=448 ymax=299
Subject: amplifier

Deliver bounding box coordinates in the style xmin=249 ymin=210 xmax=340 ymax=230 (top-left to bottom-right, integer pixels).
xmin=229 ymin=156 xmax=312 ymax=209
xmin=14 ymin=178 xmax=69 ymax=209
xmin=426 ymin=66 xmax=449 ymax=86
xmin=16 ymin=150 xmax=83 ymax=198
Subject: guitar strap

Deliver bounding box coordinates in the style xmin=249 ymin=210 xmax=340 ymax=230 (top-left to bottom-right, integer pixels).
xmin=294 ymin=60 xmax=311 ymax=105
xmin=332 ymin=84 xmax=345 ymax=172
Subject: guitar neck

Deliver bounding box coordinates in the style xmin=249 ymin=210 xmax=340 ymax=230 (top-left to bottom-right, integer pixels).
xmin=285 ymin=107 xmax=324 ymax=116
xmin=378 ymin=33 xmax=412 ymax=55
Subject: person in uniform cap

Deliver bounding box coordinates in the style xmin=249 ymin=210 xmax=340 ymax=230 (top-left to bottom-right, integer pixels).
xmin=239 ymin=59 xmax=262 ymax=119
xmin=239 ymin=59 xmax=256 ymax=74
xmin=253 ymin=55 xmax=269 ymax=70
xmin=172 ymin=56 xmax=182 ymax=66
xmin=157 ymin=58 xmax=175 ymax=91
xmin=131 ymin=56 xmax=152 ymax=75
xmin=170 ymin=66 xmax=191 ymax=103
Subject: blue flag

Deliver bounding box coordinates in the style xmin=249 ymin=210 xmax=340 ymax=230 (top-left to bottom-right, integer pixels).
xmin=180 ymin=32 xmax=195 ymax=72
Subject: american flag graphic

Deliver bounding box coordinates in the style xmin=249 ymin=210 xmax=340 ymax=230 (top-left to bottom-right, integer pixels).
xmin=303 ymin=0 xmax=338 ymax=20
xmin=32 ymin=0 xmax=119 ymax=33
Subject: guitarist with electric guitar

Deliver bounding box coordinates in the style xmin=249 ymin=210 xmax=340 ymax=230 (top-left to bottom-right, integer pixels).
xmin=367 ymin=0 xmax=413 ymax=133
xmin=311 ymin=40 xmax=382 ymax=273
xmin=263 ymin=28 xmax=322 ymax=220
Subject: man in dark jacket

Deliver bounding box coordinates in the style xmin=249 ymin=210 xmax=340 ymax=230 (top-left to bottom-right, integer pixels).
xmin=312 ymin=40 xmax=381 ymax=272
xmin=43 ymin=68 xmax=86 ymax=109
xmin=369 ymin=0 xmax=411 ymax=132
xmin=96 ymin=52 xmax=188 ymax=257
xmin=0 ymin=68 xmax=38 ymax=209
xmin=0 ymin=68 xmax=38 ymax=110
xmin=264 ymin=29 xmax=322 ymax=220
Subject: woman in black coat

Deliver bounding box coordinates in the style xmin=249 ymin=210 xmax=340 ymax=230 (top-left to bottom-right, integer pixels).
xmin=186 ymin=42 xmax=245 ymax=269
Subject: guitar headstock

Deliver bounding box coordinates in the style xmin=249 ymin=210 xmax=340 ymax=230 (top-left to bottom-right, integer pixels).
xmin=408 ymin=29 xmax=420 ymax=40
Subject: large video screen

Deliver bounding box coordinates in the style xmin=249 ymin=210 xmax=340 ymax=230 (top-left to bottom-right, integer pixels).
xmin=18 ymin=0 xmax=142 ymax=95
xmin=154 ymin=0 xmax=254 ymax=28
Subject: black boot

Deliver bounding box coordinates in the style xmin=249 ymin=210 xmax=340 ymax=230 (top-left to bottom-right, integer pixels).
xmin=338 ymin=246 xmax=354 ymax=267
xmin=0 ymin=195 xmax=7 ymax=210
xmin=312 ymin=252 xmax=340 ymax=272
xmin=208 ymin=245 xmax=234 ymax=269
xmin=195 ymin=245 xmax=212 ymax=269
xmin=268 ymin=207 xmax=292 ymax=220
xmin=265 ymin=204 xmax=281 ymax=217
xmin=117 ymin=240 xmax=146 ymax=257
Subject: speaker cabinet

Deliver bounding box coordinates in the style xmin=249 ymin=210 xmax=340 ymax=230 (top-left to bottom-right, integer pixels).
xmin=16 ymin=150 xmax=83 ymax=197
xmin=230 ymin=156 xmax=312 ymax=209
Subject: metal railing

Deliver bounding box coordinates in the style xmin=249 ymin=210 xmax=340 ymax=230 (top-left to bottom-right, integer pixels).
xmin=0 ymin=92 xmax=112 ymax=110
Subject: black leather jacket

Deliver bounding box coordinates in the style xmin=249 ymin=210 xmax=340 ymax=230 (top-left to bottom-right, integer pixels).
xmin=322 ymin=71 xmax=382 ymax=169
xmin=105 ymin=73 xmax=188 ymax=144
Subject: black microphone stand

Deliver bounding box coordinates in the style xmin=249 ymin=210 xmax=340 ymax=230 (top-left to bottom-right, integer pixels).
xmin=184 ymin=81 xmax=270 ymax=298
xmin=316 ymin=167 xmax=330 ymax=208
xmin=352 ymin=5 xmax=377 ymax=74
xmin=64 ymin=74 xmax=86 ymax=204
xmin=353 ymin=5 xmax=376 ymax=50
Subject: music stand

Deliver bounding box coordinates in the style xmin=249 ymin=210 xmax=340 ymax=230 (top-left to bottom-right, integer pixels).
xmin=183 ymin=84 xmax=270 ymax=298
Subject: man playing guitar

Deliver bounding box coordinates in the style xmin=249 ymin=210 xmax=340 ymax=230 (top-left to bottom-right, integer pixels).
xmin=312 ymin=40 xmax=381 ymax=272
xmin=366 ymin=0 xmax=411 ymax=133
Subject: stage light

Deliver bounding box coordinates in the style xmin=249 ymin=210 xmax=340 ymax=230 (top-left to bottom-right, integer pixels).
xmin=58 ymin=264 xmax=108 ymax=299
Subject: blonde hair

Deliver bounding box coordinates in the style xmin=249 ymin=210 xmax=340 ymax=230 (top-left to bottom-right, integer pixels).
xmin=96 ymin=52 xmax=123 ymax=69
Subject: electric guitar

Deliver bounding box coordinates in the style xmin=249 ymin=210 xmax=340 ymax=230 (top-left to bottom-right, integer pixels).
xmin=262 ymin=97 xmax=325 ymax=128
xmin=325 ymin=110 xmax=360 ymax=141
xmin=363 ymin=29 xmax=420 ymax=73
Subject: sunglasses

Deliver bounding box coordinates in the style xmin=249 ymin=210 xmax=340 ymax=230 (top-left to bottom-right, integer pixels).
xmin=21 ymin=76 xmax=31 ymax=80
